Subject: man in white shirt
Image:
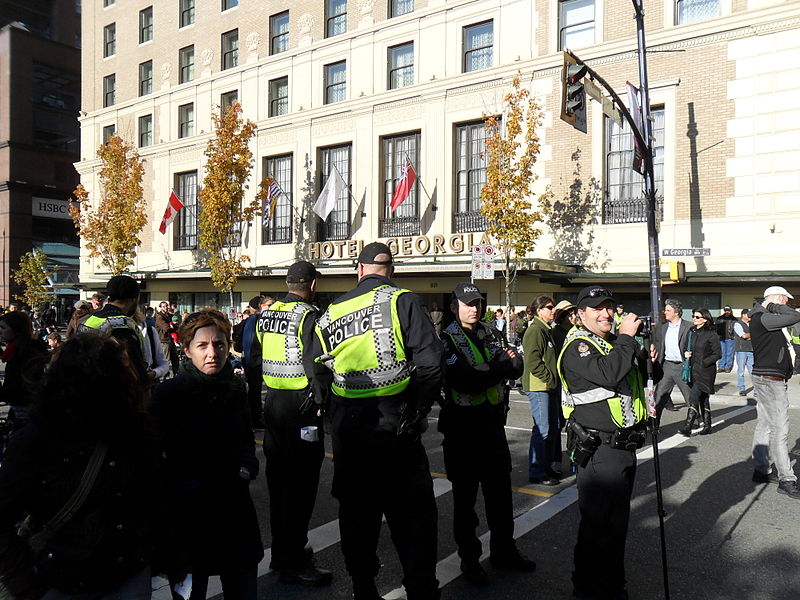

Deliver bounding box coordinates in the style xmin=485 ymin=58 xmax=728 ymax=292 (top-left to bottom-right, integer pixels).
xmin=654 ymin=298 xmax=692 ymax=418
xmin=733 ymin=309 xmax=754 ymax=396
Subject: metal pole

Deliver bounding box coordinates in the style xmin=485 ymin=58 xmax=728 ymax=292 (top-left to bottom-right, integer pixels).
xmin=632 ymin=1 xmax=669 ymax=599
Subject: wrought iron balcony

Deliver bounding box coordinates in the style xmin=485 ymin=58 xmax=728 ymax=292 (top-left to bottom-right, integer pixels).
xmin=453 ymin=210 xmax=487 ymax=233
xmin=319 ymin=219 xmax=350 ymax=241
xmin=602 ymin=196 xmax=664 ymax=224
xmin=263 ymin=226 xmax=292 ymax=245
xmin=380 ymin=215 xmax=420 ymax=237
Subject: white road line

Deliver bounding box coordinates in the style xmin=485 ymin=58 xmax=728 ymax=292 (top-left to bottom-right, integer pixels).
xmin=383 ymin=403 xmax=756 ymax=599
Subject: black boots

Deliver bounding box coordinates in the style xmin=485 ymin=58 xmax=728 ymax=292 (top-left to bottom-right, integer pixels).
xmin=699 ymin=396 xmax=712 ymax=435
xmin=678 ymin=407 xmax=697 ymax=436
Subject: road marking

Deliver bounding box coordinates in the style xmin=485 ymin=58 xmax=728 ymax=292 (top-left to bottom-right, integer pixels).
xmin=383 ymin=403 xmax=756 ymax=599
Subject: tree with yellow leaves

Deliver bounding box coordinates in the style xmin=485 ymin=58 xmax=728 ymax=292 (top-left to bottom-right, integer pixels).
xmin=69 ymin=135 xmax=147 ymax=276
xmin=12 ymin=248 xmax=53 ymax=310
xmin=481 ymin=75 xmax=548 ymax=320
xmin=198 ymin=103 xmax=264 ymax=308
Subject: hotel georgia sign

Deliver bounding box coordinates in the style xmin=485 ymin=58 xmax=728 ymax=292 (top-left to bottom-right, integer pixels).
xmin=308 ymin=232 xmax=493 ymax=260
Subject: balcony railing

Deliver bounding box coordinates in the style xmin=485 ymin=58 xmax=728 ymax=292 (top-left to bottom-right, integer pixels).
xmin=603 ymin=196 xmax=664 ymax=224
xmin=319 ymin=218 xmax=350 ymax=241
xmin=263 ymin=226 xmax=292 ymax=245
xmin=380 ymin=215 xmax=420 ymax=237
xmin=453 ymin=210 xmax=487 ymax=233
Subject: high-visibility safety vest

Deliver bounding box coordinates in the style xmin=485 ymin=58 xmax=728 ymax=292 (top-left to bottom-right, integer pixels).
xmin=556 ymin=328 xmax=646 ymax=429
xmin=78 ymin=313 xmax=145 ymax=355
xmin=257 ymin=300 xmax=315 ymax=390
xmin=315 ymin=284 xmax=410 ymax=398
xmin=444 ymin=321 xmax=503 ymax=407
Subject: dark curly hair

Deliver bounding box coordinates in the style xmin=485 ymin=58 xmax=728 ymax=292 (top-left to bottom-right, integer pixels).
xmin=36 ymin=333 xmax=147 ymax=438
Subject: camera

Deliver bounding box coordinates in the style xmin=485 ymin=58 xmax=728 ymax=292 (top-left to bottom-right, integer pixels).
xmin=637 ymin=315 xmax=653 ymax=337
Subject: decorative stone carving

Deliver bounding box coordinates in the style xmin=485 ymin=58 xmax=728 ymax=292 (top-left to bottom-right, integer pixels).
xmin=298 ymin=13 xmax=314 ymax=35
xmin=358 ymin=0 xmax=375 ymax=15
xmin=200 ymin=48 xmax=214 ymax=66
xmin=246 ymin=32 xmax=261 ymax=51
xmin=160 ymin=63 xmax=171 ymax=80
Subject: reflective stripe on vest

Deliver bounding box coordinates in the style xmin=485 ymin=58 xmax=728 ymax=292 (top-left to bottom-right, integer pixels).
xmin=556 ymin=328 xmax=646 ymax=429
xmin=78 ymin=314 xmax=145 ymax=354
xmin=315 ymin=285 xmax=410 ymax=398
xmin=258 ymin=301 xmax=314 ymax=390
xmin=444 ymin=321 xmax=502 ymax=406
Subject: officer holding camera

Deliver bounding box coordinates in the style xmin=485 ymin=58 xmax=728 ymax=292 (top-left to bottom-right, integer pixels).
xmin=556 ymin=286 xmax=652 ymax=600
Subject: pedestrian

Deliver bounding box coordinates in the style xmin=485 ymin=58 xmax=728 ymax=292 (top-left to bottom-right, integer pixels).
xmin=0 ymin=311 xmax=49 ymax=430
xmin=251 ymin=262 xmax=332 ymax=586
xmin=556 ymin=286 xmax=652 ymax=600
xmin=439 ymin=283 xmax=533 ymax=587
xmin=494 ymin=308 xmax=507 ymax=340
xmin=133 ymin=307 xmax=170 ymax=385
xmin=678 ymin=308 xmax=721 ymax=436
xmin=653 ymin=298 xmax=693 ymax=417
xmin=156 ymin=301 xmax=180 ymax=375
xmin=234 ymin=297 xmax=266 ymax=430
xmin=78 ymin=275 xmax=148 ymax=382
xmin=734 ymin=308 xmax=754 ymax=395
xmin=312 ymin=242 xmax=442 ymax=600
xmin=522 ymin=295 xmax=561 ymax=486
xmin=749 ymin=285 xmax=800 ymax=496
xmin=429 ymin=301 xmax=444 ymax=338
xmin=612 ymin=303 xmax=627 ymax=334
xmin=0 ymin=333 xmax=185 ymax=600
xmin=507 ymin=305 xmax=519 ymax=346
xmin=151 ymin=309 xmax=263 ymax=599
xmin=716 ymin=305 xmax=737 ymax=372
xmin=65 ymin=300 xmax=92 ymax=339
xmin=551 ymin=300 xmax=576 ymax=355
xmin=46 ymin=331 xmax=62 ymax=350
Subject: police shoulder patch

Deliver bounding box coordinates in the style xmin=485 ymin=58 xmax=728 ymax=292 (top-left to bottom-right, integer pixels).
xmin=577 ymin=341 xmax=591 ymax=357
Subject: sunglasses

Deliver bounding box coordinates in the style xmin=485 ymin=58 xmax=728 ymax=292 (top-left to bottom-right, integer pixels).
xmin=542 ymin=305 xmax=555 ymax=311
xmin=586 ymin=288 xmax=613 ymax=298
xmin=692 ymin=315 xmax=704 ymax=319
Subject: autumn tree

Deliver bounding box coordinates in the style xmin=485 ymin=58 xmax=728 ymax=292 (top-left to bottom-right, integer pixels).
xmin=69 ymin=135 xmax=147 ymax=275
xmin=12 ymin=248 xmax=53 ymax=310
xmin=198 ymin=103 xmax=264 ymax=309
xmin=481 ymin=75 xmax=549 ymax=323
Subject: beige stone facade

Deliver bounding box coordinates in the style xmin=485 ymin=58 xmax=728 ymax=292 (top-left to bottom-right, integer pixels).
xmin=77 ymin=0 xmax=800 ymax=313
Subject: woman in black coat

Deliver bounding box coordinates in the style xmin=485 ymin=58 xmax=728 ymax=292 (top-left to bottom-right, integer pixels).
xmin=151 ymin=309 xmax=263 ymax=600
xmin=0 ymin=334 xmax=179 ymax=600
xmin=679 ymin=307 xmax=722 ymax=436
xmin=0 ymin=311 xmax=49 ymax=430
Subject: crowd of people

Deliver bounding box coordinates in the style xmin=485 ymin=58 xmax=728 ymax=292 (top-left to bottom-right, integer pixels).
xmin=0 ymin=250 xmax=798 ymax=600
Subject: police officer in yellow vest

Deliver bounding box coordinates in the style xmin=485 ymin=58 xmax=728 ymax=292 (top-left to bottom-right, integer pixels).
xmin=440 ymin=283 xmax=534 ymax=587
xmin=249 ymin=260 xmax=333 ymax=587
xmin=311 ymin=242 xmax=443 ymax=600
xmin=557 ymin=286 xmax=651 ymax=600
xmin=78 ymin=275 xmax=148 ymax=382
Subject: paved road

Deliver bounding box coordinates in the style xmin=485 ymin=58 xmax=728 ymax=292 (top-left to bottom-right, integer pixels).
xmin=151 ymin=370 xmax=799 ymax=600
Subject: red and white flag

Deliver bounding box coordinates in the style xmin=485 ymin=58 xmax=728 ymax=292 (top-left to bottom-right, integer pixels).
xmin=389 ymin=158 xmax=417 ymax=214
xmin=159 ymin=191 xmax=185 ymax=234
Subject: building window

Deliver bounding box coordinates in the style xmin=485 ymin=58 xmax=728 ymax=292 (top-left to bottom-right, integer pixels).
xmin=104 ymin=0 xmax=114 ymax=7
xmin=221 ymin=29 xmax=239 ymax=70
xmin=179 ymin=45 xmax=194 ymax=83
xmin=324 ymin=61 xmax=346 ymax=104
xmin=319 ymin=144 xmax=351 ymax=241
xmin=676 ymin=0 xmax=720 ymax=24
xmin=389 ymin=0 xmax=413 ymax=17
xmin=262 ymin=155 xmax=293 ymax=244
xmin=222 ymin=0 xmax=238 ymax=9
xmin=139 ymin=7 xmax=153 ymax=44
xmin=270 ymin=11 xmax=289 ymax=55
xmin=103 ymin=74 xmax=115 ymax=107
xmin=139 ymin=60 xmax=153 ymax=96
xmin=454 ymin=122 xmax=489 ymax=233
xmin=174 ymin=171 xmax=198 ymax=250
xmin=178 ymin=103 xmax=194 ymax=138
xmin=269 ymin=77 xmax=289 ymax=117
xmin=604 ymin=107 xmax=665 ymax=224
xmin=380 ymin=132 xmax=420 ymax=237
xmin=463 ymin=20 xmax=493 ymax=72
xmin=325 ymin=0 xmax=347 ymax=38
xmin=179 ymin=0 xmax=195 ymax=27
xmin=221 ymin=90 xmax=238 ymax=114
xmin=388 ymin=42 xmax=413 ymax=90
xmin=138 ymin=114 xmax=152 ymax=147
xmin=559 ymin=0 xmax=595 ymax=50
xmin=102 ymin=124 xmax=116 ymax=144
xmin=103 ymin=23 xmax=115 ymax=57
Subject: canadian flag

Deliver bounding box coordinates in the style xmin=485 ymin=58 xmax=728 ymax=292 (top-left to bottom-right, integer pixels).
xmin=389 ymin=158 xmax=417 ymax=214
xmin=159 ymin=191 xmax=185 ymax=234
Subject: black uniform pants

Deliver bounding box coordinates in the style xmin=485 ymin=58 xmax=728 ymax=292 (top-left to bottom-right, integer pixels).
xmin=573 ymin=440 xmax=637 ymax=598
xmin=244 ymin=365 xmax=263 ymax=425
xmin=263 ymin=388 xmax=324 ymax=569
xmin=329 ymin=401 xmax=440 ymax=600
xmin=440 ymin=403 xmax=515 ymax=563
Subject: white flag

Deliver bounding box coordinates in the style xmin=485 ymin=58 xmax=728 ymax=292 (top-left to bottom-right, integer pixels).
xmin=314 ymin=168 xmax=346 ymax=220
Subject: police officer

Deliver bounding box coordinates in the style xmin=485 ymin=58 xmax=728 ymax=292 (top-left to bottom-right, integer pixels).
xmin=440 ymin=283 xmax=534 ymax=587
xmin=78 ymin=275 xmax=147 ymax=381
xmin=312 ymin=242 xmax=442 ymax=600
xmin=556 ymin=286 xmax=651 ymax=600
xmin=250 ymin=261 xmax=332 ymax=586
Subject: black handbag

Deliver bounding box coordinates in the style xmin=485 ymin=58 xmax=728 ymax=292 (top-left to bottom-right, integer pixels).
xmin=680 ymin=331 xmax=693 ymax=383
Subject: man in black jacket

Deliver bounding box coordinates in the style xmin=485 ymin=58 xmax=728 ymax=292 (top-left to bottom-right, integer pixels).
xmin=716 ymin=305 xmax=737 ymax=372
xmin=749 ymin=285 xmax=800 ymax=498
xmin=440 ymin=283 xmax=533 ymax=587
